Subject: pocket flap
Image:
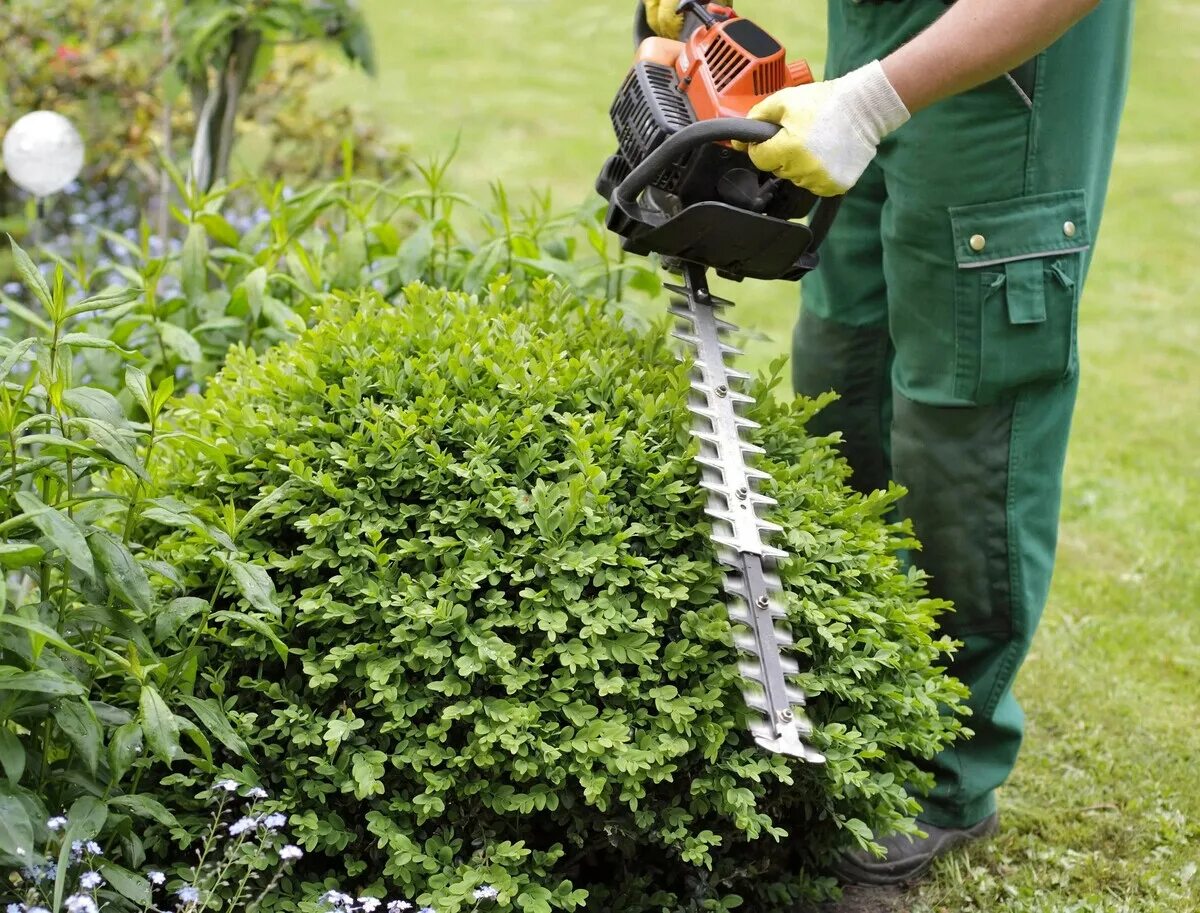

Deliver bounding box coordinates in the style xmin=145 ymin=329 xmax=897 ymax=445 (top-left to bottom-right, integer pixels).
xmin=950 ymin=189 xmax=1091 ymax=269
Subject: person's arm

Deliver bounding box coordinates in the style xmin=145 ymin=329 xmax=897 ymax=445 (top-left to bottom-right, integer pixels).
xmin=739 ymin=0 xmax=1103 ymax=195
xmin=882 ymin=0 xmax=1100 ymax=112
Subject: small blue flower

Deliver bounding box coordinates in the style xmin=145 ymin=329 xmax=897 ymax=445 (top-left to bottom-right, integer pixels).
xmin=2 ymin=281 xmax=21 ymax=296
xmin=8 ymin=902 xmax=26 ymax=913
xmin=359 ymin=899 xmax=381 ymax=913
xmin=84 ymin=841 xmax=102 ymax=856
xmin=264 ymin=813 xmax=287 ymax=830
xmin=229 ymin=816 xmax=259 ymax=836
xmin=215 ymin=779 xmax=240 ymax=793
xmin=246 ymin=786 xmax=268 ymax=800
xmin=177 ymin=886 xmax=200 ymax=905
xmin=28 ymin=907 xmax=49 ymax=913
xmin=64 ymin=897 xmax=97 ymax=913
xmin=279 ymin=844 xmax=303 ymax=861
xmin=387 ymin=903 xmax=412 ymax=913
xmin=472 ymin=887 xmax=498 ymax=901
xmin=419 ymin=907 xmax=435 ymax=913
xmin=80 ymin=872 xmax=103 ymax=890
xmin=147 ymin=870 xmax=166 ymax=886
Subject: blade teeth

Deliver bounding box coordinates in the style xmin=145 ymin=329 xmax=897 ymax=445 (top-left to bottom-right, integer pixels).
xmin=689 ymin=429 xmax=721 ymax=446
xmin=719 ymin=343 xmax=744 ymax=357
xmin=738 ymin=659 xmax=766 ymax=685
xmin=744 ymin=467 xmax=771 ymax=482
xmin=705 ymin=507 xmax=735 ymax=524
xmin=740 ymin=442 xmax=766 ymax=456
xmin=672 ymin=330 xmax=701 ymax=346
xmin=669 ymin=305 xmax=693 ymax=322
xmin=663 ymin=282 xmax=688 ymax=297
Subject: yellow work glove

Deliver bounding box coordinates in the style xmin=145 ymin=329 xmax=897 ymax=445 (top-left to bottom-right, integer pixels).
xmin=643 ymin=0 xmax=684 ymax=39
xmin=736 ymin=61 xmax=910 ymax=196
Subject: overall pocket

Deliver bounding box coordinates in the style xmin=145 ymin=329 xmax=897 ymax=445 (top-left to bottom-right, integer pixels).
xmin=950 ymin=190 xmax=1091 ymax=405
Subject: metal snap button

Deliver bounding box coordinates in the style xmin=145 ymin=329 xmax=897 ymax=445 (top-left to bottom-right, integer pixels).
xmin=1063 ymin=220 xmax=1077 ymax=238
xmin=969 ymin=234 xmax=987 ymax=252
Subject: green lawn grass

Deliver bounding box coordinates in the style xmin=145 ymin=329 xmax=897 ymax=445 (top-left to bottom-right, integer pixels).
xmin=337 ymin=2 xmax=1199 ymax=910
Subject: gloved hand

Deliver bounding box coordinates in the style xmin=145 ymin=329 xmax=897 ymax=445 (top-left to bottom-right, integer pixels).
xmin=735 ymin=61 xmax=911 ymax=196
xmin=643 ymin=0 xmax=684 ymax=39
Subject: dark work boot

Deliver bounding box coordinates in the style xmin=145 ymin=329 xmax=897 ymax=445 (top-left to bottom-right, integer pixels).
xmin=830 ymin=813 xmax=999 ymax=886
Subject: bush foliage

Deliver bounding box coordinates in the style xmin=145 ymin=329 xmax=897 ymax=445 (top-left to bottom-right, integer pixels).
xmin=143 ymin=283 xmax=966 ymax=911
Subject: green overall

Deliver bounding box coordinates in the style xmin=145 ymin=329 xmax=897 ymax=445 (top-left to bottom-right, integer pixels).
xmin=794 ymin=0 xmax=1134 ymax=828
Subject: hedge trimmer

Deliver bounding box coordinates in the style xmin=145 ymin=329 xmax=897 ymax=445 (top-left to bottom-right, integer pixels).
xmin=596 ymin=1 xmax=839 ymax=762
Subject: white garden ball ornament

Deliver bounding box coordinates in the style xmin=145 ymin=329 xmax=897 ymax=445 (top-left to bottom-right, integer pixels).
xmin=2 ymin=111 xmax=85 ymax=197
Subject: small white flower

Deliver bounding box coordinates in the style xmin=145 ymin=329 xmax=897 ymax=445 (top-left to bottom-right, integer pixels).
xmin=177 ymin=886 xmax=201 ymax=905
xmin=246 ymin=787 xmax=268 ymax=800
xmin=65 ymin=896 xmax=98 ymax=913
xmin=419 ymin=907 xmax=435 ymax=913
xmin=264 ymin=812 xmax=288 ymax=830
xmin=387 ymin=902 xmax=412 ymax=913
xmin=46 ymin=816 xmax=68 ymax=831
xmin=472 ymin=887 xmax=498 ymax=901
xmin=279 ymin=844 xmax=303 ymax=861
xmin=84 ymin=841 xmax=102 ymax=856
xmin=8 ymin=903 xmax=26 ymax=913
xmin=359 ymin=899 xmax=381 ymax=913
xmin=216 ymin=779 xmax=240 ymax=792
xmin=80 ymin=871 xmax=103 ymax=890
xmin=228 ymin=816 xmax=260 ymax=836
xmin=147 ymin=870 xmax=166 ymax=885
xmin=28 ymin=907 xmax=49 ymax=913
xmin=320 ymin=891 xmax=354 ymax=910
xmin=15 ymin=847 xmax=25 ymax=856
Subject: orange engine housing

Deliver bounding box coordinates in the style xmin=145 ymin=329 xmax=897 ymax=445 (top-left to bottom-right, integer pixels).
xmin=636 ymin=7 xmax=812 ymax=123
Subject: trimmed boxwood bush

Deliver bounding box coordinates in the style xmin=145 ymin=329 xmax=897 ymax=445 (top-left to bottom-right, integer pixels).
xmin=145 ymin=281 xmax=966 ymax=911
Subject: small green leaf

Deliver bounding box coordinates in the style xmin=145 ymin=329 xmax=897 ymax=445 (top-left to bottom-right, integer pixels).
xmin=90 ymin=531 xmax=153 ymax=614
xmin=212 ymin=610 xmax=289 ymax=662
xmin=156 ymin=322 xmax=203 ymax=363
xmin=178 ymin=695 xmax=249 ymax=758
xmin=0 ymin=669 xmax=86 ymax=697
xmin=125 ymin=366 xmax=153 ymax=417
xmin=229 ymin=559 xmax=279 ymax=619
xmin=0 ymin=795 xmax=33 ymax=857
xmin=54 ymin=699 xmax=102 ymax=775
xmin=7 ymin=237 xmax=52 ymax=311
xmin=14 ymin=491 xmax=95 ymax=579
xmin=64 ymin=286 xmax=143 ymax=319
xmin=108 ymin=722 xmax=143 ymax=783
xmin=0 ymin=337 xmax=36 ymax=381
xmin=0 ymin=541 xmax=45 ymax=569
xmin=0 ymin=613 xmax=76 ymax=654
xmin=107 ymin=794 xmax=179 ymax=829
xmin=138 ymin=685 xmax=180 ymax=763
xmin=98 ymin=861 xmax=151 ymax=906
xmin=63 ymin=386 xmax=129 ymax=427
xmin=182 ymin=222 xmax=208 ymax=297
xmin=59 ymin=333 xmax=135 ymax=354
xmin=0 ymin=728 xmax=26 ymax=783
xmin=154 ymin=596 xmax=208 ymax=642
xmin=73 ymin=417 xmax=148 ymax=481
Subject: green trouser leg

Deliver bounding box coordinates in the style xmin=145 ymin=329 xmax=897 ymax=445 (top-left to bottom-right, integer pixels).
xmin=795 ymin=0 xmax=1133 ymax=828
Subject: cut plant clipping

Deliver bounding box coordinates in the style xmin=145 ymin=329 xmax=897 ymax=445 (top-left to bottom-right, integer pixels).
xmin=139 ymin=285 xmax=967 ymax=911
xmin=2 ymin=110 xmax=84 ymax=197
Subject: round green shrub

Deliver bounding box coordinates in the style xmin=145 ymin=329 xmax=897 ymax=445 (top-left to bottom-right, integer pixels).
xmin=146 ymin=281 xmax=966 ymax=911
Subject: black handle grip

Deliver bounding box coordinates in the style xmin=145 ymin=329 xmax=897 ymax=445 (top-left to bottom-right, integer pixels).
xmin=613 ymin=119 xmax=780 ymax=221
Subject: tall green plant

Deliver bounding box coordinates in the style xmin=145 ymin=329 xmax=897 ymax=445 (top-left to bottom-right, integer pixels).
xmin=0 ymin=240 xmax=289 ymax=906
